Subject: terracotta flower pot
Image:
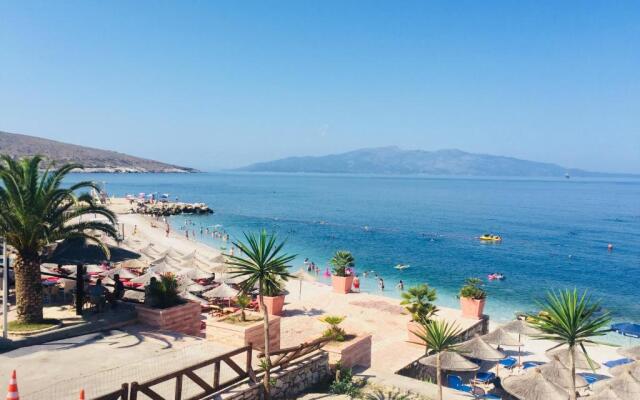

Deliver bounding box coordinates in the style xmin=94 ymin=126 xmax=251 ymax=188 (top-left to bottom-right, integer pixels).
xmin=406 ymin=320 xmax=424 ymax=344
xmin=460 ymin=297 xmax=486 ymax=319
xmin=331 ymin=275 xmax=354 ymax=294
xmin=262 ymin=294 xmax=285 ymax=316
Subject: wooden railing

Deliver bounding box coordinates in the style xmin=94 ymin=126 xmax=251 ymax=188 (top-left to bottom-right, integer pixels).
xmin=258 ymin=337 xmax=330 ymax=370
xmin=94 ymin=384 xmax=129 ymax=400
xmin=129 ymin=346 xmax=254 ymax=400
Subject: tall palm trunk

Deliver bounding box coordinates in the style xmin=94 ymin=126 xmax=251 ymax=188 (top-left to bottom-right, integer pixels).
xmin=14 ymin=256 xmax=43 ymax=323
xmin=569 ymin=345 xmax=577 ymax=400
xmin=259 ymin=288 xmax=271 ymax=399
xmin=436 ymin=353 xmax=442 ymax=400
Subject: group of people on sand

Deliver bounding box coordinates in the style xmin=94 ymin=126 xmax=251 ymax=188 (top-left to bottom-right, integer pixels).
xmin=304 ymin=258 xmax=322 ymax=275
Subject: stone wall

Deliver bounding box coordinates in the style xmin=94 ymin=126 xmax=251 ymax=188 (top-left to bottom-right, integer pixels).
xmin=214 ymin=351 xmax=331 ymax=400
xmin=135 ymin=301 xmax=201 ymax=336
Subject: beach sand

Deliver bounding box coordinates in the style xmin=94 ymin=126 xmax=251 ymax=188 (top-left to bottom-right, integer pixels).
xmin=110 ymin=198 xmax=628 ymax=397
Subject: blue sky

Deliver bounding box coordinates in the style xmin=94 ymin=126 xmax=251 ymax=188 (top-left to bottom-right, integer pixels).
xmin=1 ymin=1 xmax=638 ymax=172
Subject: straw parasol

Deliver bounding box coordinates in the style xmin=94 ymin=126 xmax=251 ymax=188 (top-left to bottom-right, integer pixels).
xmin=179 ymin=291 xmax=208 ymax=306
xmin=203 ymin=283 xmax=239 ymax=300
xmin=540 ymin=356 xmax=589 ymax=389
xmin=120 ymin=259 xmax=147 ymax=270
xmin=209 ymin=253 xmax=227 ymax=264
xmin=177 ymin=267 xmax=212 ymax=281
xmin=215 ymin=272 xmax=245 ymax=285
xmin=131 ymin=271 xmax=160 ymax=285
xmin=610 ymin=360 xmax=640 ymax=378
xmin=103 ymin=267 xmax=137 ymax=280
xmin=418 ymin=351 xmax=479 ymax=372
xmin=502 ymin=319 xmax=540 ymax=336
xmin=457 ymin=335 xmax=505 ymax=361
xmin=503 ymin=368 xmax=569 ymax=400
xmin=180 ymin=250 xmax=197 ymax=261
xmin=291 ymin=268 xmax=316 ymax=299
xmin=482 ymin=327 xmax=523 ymax=347
xmin=546 ymin=347 xmax=601 ymax=370
xmin=593 ymin=371 xmax=640 ymax=400
xmin=585 ymin=384 xmax=624 ymax=400
xmin=618 ymin=346 xmax=640 ymax=360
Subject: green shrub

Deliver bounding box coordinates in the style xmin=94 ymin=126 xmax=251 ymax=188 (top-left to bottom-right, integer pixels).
xmin=320 ymin=315 xmax=347 ymax=342
xmin=330 ymin=250 xmax=355 ymax=277
xmin=148 ymin=273 xmax=184 ymax=308
xmin=400 ymin=284 xmax=438 ymax=322
xmin=329 ymin=365 xmax=361 ymax=397
xmin=459 ymin=278 xmax=486 ymax=300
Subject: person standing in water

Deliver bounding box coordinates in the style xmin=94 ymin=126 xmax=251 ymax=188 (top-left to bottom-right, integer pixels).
xmin=378 ymin=278 xmax=385 ymax=291
xmin=396 ymin=280 xmax=404 ymax=291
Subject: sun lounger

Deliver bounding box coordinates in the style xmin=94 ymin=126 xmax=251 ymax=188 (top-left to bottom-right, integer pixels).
xmin=522 ymin=361 xmax=546 ymax=369
xmin=577 ymin=372 xmax=601 ymax=385
xmin=447 ymin=375 xmax=472 ymax=392
xmin=475 ymin=372 xmax=496 ymax=383
xmin=499 ymin=357 xmax=517 ymax=369
xmin=603 ymin=358 xmax=633 ymax=368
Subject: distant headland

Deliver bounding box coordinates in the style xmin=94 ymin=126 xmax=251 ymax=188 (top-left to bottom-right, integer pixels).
xmin=0 ymin=130 xmax=196 ymax=173
xmin=236 ymin=146 xmax=637 ymax=178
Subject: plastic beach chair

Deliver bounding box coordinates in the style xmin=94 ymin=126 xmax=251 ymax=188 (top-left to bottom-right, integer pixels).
xmin=499 ymin=357 xmax=517 ymax=369
xmin=578 ymin=372 xmax=601 ymax=385
xmin=522 ymin=361 xmax=546 ymax=369
xmin=603 ymin=358 xmax=633 ymax=368
xmin=475 ymin=372 xmax=496 ymax=383
xmin=447 ymin=375 xmax=472 ymax=392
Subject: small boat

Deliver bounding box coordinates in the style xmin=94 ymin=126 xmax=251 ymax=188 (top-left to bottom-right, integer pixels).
xmin=479 ymin=234 xmax=502 ymax=242
xmin=488 ymin=273 xmax=505 ymax=281
xmin=394 ymin=264 xmax=410 ymax=270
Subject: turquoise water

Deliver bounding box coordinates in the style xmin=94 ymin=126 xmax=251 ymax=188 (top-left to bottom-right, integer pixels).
xmin=69 ymin=173 xmax=640 ymax=325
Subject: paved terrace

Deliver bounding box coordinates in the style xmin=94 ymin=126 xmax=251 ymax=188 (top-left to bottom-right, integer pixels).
xmin=0 ymin=327 xmax=238 ymax=400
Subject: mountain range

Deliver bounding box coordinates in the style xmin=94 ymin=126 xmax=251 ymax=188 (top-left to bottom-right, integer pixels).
xmin=0 ymin=130 xmax=195 ymax=173
xmin=236 ymin=146 xmax=631 ymax=177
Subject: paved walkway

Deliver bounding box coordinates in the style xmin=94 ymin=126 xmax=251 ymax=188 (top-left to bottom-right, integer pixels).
xmin=0 ymin=327 xmax=237 ymax=400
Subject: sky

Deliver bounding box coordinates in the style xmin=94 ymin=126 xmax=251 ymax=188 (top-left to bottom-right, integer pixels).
xmin=1 ymin=1 xmax=639 ymax=173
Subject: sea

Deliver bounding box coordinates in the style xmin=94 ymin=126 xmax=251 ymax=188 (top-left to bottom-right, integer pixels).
xmin=68 ymin=172 xmax=640 ymax=331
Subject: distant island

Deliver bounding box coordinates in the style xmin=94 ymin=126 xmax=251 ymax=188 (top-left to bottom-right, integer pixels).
xmin=236 ymin=146 xmax=634 ymax=177
xmin=0 ymin=130 xmax=196 ymax=173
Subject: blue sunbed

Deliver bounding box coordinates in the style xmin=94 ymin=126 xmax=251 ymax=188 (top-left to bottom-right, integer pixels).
xmin=611 ymin=322 xmax=640 ymax=338
xmin=522 ymin=361 xmax=546 ymax=369
xmin=578 ymin=372 xmax=602 ymax=385
xmin=499 ymin=357 xmax=517 ymax=369
xmin=447 ymin=375 xmax=472 ymax=392
xmin=603 ymin=358 xmax=633 ymax=368
xmin=475 ymin=372 xmax=496 ymax=383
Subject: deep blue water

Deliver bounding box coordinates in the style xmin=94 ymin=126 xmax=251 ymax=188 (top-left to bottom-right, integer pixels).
xmin=68 ymin=173 xmax=640 ymax=324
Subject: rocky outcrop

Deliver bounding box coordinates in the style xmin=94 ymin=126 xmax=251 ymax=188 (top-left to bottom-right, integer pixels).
xmin=133 ymin=202 xmax=213 ymax=216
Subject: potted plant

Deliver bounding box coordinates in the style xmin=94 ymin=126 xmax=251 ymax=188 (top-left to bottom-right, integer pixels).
xmin=225 ymin=230 xmax=295 ymax=399
xmin=458 ymin=278 xmax=486 ymax=319
xmin=330 ymin=251 xmax=355 ymax=294
xmin=262 ymin=280 xmax=287 ymax=316
xmin=400 ymin=284 xmax=438 ymax=343
xmin=319 ymin=315 xmax=372 ymax=369
xmin=136 ymin=273 xmax=201 ymax=335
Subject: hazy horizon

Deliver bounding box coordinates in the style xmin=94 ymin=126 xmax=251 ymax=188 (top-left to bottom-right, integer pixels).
xmin=1 ymin=1 xmax=639 ymax=173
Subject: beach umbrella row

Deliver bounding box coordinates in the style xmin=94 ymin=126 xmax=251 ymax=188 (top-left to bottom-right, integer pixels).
xmin=593 ymin=370 xmax=640 ymax=400
xmin=503 ymin=368 xmax=569 ymax=400
xmin=618 ymin=346 xmax=640 ymax=361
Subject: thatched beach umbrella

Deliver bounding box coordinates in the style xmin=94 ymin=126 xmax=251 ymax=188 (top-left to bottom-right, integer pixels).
xmin=540 ymin=356 xmax=589 ymax=389
xmin=584 ymin=384 xmax=624 ymax=400
xmin=457 ymin=335 xmax=505 ymax=361
xmin=149 ymin=262 xmax=180 ymax=275
xmin=483 ymin=327 xmax=522 ymax=348
xmin=503 ymin=368 xmax=569 ymax=400
xmin=131 ymin=270 xmax=160 ymax=285
xmin=187 ymin=282 xmax=207 ymax=293
xmin=546 ymin=348 xmax=601 ymax=370
xmin=178 ymin=267 xmax=212 ymax=281
xmin=418 ymin=350 xmax=480 ymax=372
xmin=610 ymin=360 xmax=640 ymax=378
xmin=209 ymin=253 xmax=227 ymax=264
xmin=203 ymin=282 xmax=239 ymax=300
xmin=104 ymin=267 xmax=137 ymax=280
xmin=593 ymin=371 xmax=640 ymax=400
xmin=292 ymin=268 xmax=316 ymax=299
xmin=180 ymin=250 xmax=197 ymax=261
xmin=618 ymin=346 xmax=640 ymax=361
xmin=179 ymin=291 xmax=208 ymax=306
xmin=503 ymin=319 xmax=540 ymax=336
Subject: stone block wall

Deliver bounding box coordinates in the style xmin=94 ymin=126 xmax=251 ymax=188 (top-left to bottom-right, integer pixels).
xmin=135 ymin=301 xmax=201 ymax=336
xmin=206 ymin=315 xmax=280 ymax=352
xmin=214 ymin=351 xmax=331 ymax=400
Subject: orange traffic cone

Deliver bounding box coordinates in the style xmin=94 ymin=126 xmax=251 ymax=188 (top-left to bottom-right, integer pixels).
xmin=79 ymin=389 xmax=85 ymax=400
xmin=5 ymin=370 xmax=19 ymax=400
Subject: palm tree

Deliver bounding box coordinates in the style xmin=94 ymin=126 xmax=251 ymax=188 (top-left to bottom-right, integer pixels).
xmin=330 ymin=250 xmax=354 ymax=276
xmin=413 ymin=319 xmax=462 ymax=400
xmin=527 ymin=289 xmax=611 ymax=400
xmin=400 ymin=284 xmax=438 ymax=323
xmin=0 ymin=155 xmax=118 ymax=323
xmin=226 ymin=230 xmax=295 ymax=399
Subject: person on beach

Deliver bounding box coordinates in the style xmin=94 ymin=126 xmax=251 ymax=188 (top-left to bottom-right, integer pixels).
xmin=396 ymin=280 xmax=404 ymax=291
xmin=186 ymin=230 xmax=189 ymax=239
xmin=353 ymin=275 xmax=360 ymax=292
xmin=378 ymin=278 xmax=385 ymax=291
xmin=165 ymin=223 xmax=170 ymax=237
xmin=133 ymin=225 xmax=137 ymax=235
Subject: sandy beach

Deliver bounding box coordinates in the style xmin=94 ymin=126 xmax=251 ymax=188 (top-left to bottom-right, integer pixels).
xmin=108 ymin=197 xmax=630 ymax=397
